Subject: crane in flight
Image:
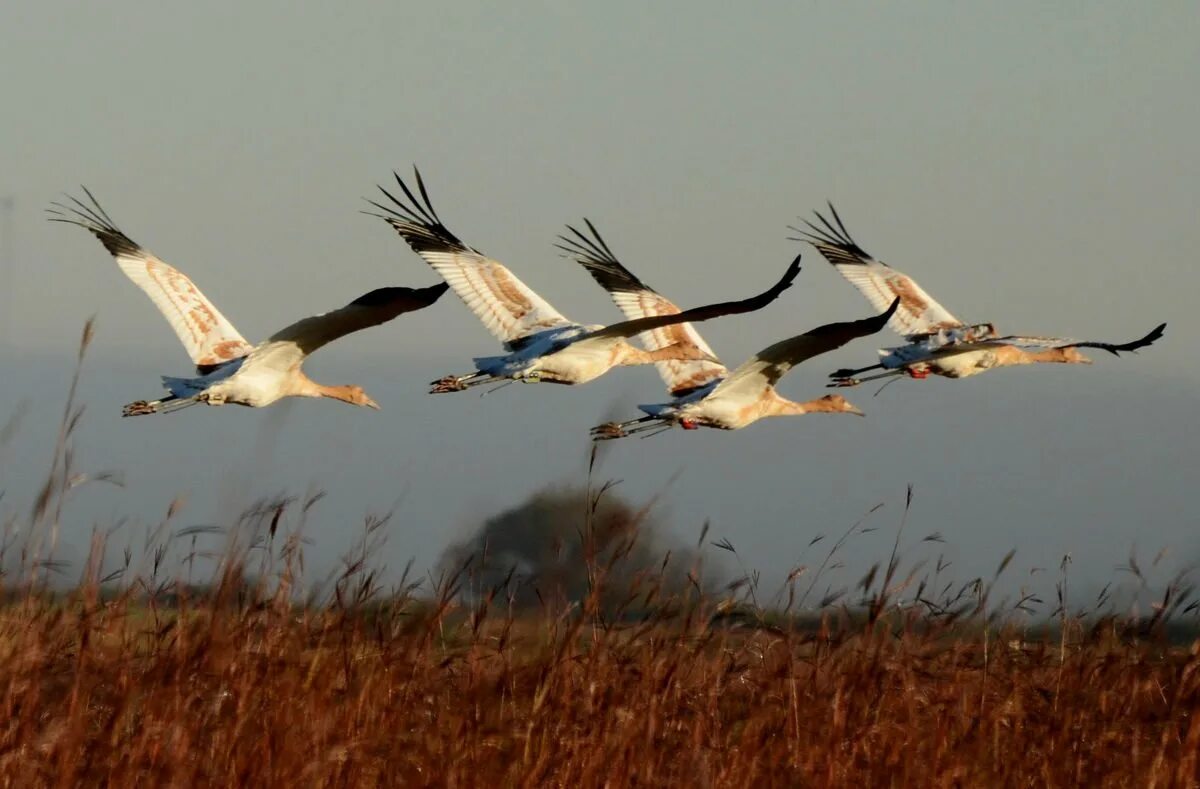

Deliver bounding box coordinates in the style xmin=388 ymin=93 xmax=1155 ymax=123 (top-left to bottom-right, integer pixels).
xmin=793 ymin=205 xmax=1165 ymax=388
xmin=50 ymin=190 xmax=447 ymax=416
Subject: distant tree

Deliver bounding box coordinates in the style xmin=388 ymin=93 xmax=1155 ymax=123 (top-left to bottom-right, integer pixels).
xmin=439 ymin=486 xmax=718 ymax=617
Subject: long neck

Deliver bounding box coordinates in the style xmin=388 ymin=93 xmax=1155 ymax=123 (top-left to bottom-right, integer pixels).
xmin=995 ymin=346 xmax=1077 ymax=366
xmin=767 ymin=395 xmax=819 ymax=417
xmin=1026 ymin=348 xmax=1078 ymax=364
xmin=292 ymin=374 xmax=359 ymax=404
xmin=765 ymin=394 xmax=844 ymax=418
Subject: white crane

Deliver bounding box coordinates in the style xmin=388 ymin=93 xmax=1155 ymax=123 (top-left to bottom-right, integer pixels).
xmin=366 ymin=170 xmax=802 ymax=393
xmin=50 ymin=189 xmax=448 ymax=416
xmin=555 ymin=222 xmax=895 ymax=438
xmin=793 ymin=205 xmax=1165 ymax=387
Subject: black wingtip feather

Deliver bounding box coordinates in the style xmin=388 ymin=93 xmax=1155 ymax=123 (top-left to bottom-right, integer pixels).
xmin=584 ymin=249 xmax=806 ymax=341
xmin=350 ymin=281 xmax=450 ymax=308
xmin=787 ymin=203 xmax=874 ymax=264
xmin=555 ymin=219 xmax=656 ymax=295
xmin=1066 ymin=321 xmax=1167 ymax=356
xmin=368 ymin=170 xmax=476 ymax=256
xmin=806 ymin=297 xmax=899 ymax=342
xmin=781 ymin=253 xmax=803 ymax=288
xmin=583 ymin=217 xmax=620 ymax=261
xmin=412 ymin=166 xmax=441 ymax=224
xmin=426 ymin=281 xmax=452 ymax=300
xmin=47 ymin=189 xmax=143 ymax=259
xmin=875 ymin=297 xmax=902 ymax=327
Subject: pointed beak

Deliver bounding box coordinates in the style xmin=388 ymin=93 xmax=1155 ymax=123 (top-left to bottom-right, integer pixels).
xmin=847 ymin=403 xmax=866 ymax=417
xmin=702 ymin=353 xmax=721 ymax=364
xmin=363 ymin=395 xmax=381 ymax=410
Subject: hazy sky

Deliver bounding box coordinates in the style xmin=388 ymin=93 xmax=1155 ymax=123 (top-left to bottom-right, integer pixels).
xmin=2 ymin=2 xmax=1198 ymax=602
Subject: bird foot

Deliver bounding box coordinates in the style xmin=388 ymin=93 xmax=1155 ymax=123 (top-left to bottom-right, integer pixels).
xmin=429 ymin=375 xmax=469 ymax=394
xmin=590 ymin=422 xmax=627 ymax=441
xmin=122 ymin=400 xmax=159 ymax=417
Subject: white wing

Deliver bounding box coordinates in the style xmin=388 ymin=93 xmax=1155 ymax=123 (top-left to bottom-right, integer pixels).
xmin=793 ymin=204 xmax=962 ymax=339
xmin=368 ymin=169 xmax=572 ymax=347
xmin=556 ymin=220 xmax=727 ymax=396
xmin=49 ymin=190 xmax=254 ymax=371
xmin=709 ymin=300 xmax=899 ymax=403
xmin=240 ymin=283 xmax=449 ymax=374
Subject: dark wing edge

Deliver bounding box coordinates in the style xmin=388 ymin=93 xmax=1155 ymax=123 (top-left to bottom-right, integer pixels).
xmin=554 ymin=219 xmax=657 ymax=296
xmin=586 ymin=253 xmax=803 ymax=340
xmin=363 ymin=167 xmax=479 ymax=258
xmin=1060 ymin=322 xmax=1166 ymax=356
xmin=787 ymin=202 xmax=875 ymax=268
xmin=718 ymin=298 xmax=899 ymax=392
xmin=349 ymin=282 xmax=451 ymax=309
xmin=804 ymin=297 xmax=901 ymax=345
xmin=47 ymin=187 xmax=143 ymax=259
xmin=265 ymin=282 xmax=451 ymax=356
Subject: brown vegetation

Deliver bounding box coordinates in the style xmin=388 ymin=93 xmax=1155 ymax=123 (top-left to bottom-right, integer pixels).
xmin=2 ymin=321 xmax=1199 ymax=786
xmin=1 ymin=575 xmax=1199 ymax=785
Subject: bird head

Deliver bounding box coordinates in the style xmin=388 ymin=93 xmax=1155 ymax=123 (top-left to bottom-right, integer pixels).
xmin=813 ymin=393 xmax=864 ymax=417
xmin=345 ymin=385 xmax=381 ymax=410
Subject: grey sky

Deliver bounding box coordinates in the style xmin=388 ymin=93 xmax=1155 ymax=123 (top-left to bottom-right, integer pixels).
xmin=2 ymin=2 xmax=1198 ymax=600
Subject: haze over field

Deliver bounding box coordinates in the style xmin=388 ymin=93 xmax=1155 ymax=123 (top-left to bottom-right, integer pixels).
xmin=2 ymin=2 xmax=1198 ymax=598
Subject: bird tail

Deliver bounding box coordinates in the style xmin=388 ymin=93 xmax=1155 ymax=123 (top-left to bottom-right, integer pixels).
xmin=471 ymin=355 xmax=512 ymax=376
xmin=161 ymin=376 xmax=208 ymax=398
xmin=637 ymin=402 xmax=678 ymax=418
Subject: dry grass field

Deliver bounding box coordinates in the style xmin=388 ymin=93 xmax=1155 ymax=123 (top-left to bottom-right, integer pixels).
xmin=3 ymin=322 xmax=1199 ymax=787
xmin=0 ymin=577 xmax=1198 ymax=786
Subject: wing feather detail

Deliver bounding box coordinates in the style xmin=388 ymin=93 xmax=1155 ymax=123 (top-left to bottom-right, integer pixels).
xmin=556 ymin=220 xmax=726 ymax=396
xmin=710 ymin=299 xmax=899 ymax=402
xmin=48 ymin=189 xmax=253 ymax=371
xmin=884 ymin=320 xmax=1167 ymax=370
xmin=241 ymin=283 xmax=449 ymax=373
xmin=792 ymin=204 xmax=962 ymax=338
xmin=367 ymin=169 xmax=572 ymax=345
xmin=991 ymin=323 xmax=1166 ymax=355
xmin=580 ymin=252 xmax=803 ymax=342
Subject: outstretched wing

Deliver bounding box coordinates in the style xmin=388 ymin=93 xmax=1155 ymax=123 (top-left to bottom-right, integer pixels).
xmin=579 ymin=252 xmax=803 ymax=342
xmin=556 ymin=220 xmax=726 ymax=397
xmin=48 ymin=189 xmax=253 ymax=372
xmin=367 ymin=168 xmax=572 ymax=347
xmin=710 ymin=298 xmax=900 ymax=401
xmin=242 ymin=283 xmax=449 ymax=373
xmin=792 ymin=204 xmax=962 ymax=339
xmin=991 ymin=323 xmax=1166 ymax=356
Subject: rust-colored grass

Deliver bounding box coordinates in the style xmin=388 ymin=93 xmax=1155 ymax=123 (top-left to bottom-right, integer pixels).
xmin=0 ymin=588 xmax=1198 ymax=786
xmin=4 ymin=324 xmax=1200 ymax=786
